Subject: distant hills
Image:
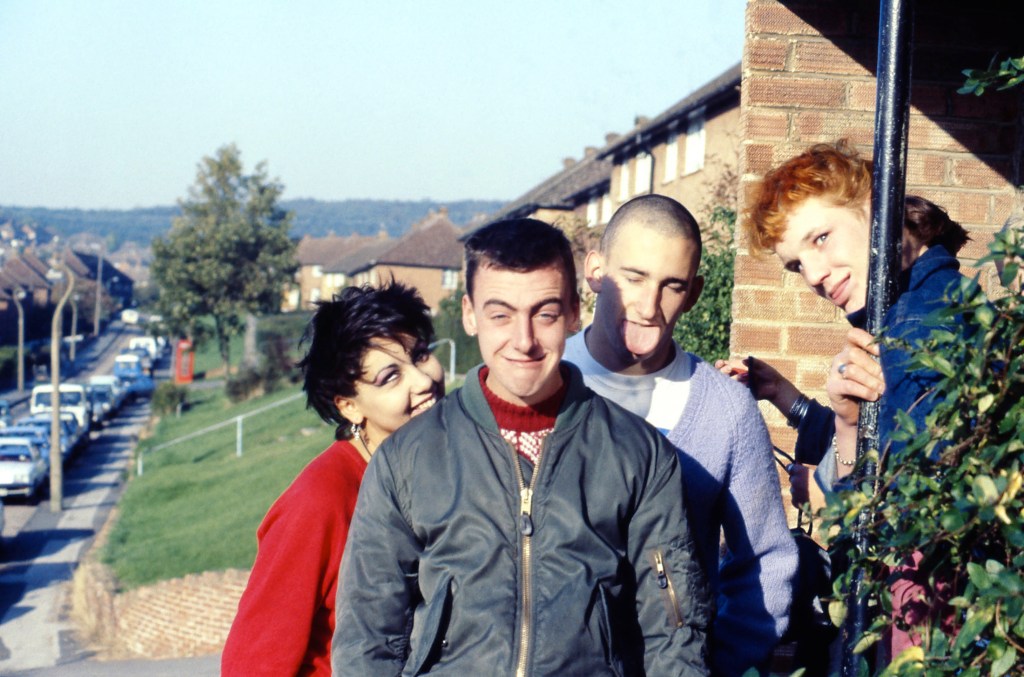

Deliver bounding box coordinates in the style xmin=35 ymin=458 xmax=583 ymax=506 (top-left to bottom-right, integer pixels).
xmin=0 ymin=198 xmax=505 ymax=249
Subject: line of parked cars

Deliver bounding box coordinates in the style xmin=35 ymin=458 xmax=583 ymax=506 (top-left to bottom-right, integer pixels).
xmin=0 ymin=335 xmax=166 ymax=504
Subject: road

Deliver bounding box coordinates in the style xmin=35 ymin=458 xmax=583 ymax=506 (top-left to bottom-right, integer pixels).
xmin=0 ymin=326 xmax=221 ymax=675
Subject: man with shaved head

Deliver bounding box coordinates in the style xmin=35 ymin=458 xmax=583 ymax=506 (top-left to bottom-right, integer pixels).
xmin=564 ymin=194 xmax=797 ymax=677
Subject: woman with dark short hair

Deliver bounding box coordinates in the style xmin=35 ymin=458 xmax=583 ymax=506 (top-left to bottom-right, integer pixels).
xmin=222 ymin=282 xmax=444 ymax=677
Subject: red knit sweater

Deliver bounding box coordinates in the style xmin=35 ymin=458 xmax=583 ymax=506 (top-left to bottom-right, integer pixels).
xmin=221 ymin=439 xmax=367 ymax=677
xmin=479 ymin=366 xmax=565 ymax=464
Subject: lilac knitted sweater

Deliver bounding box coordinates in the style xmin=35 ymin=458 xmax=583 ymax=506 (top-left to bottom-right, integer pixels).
xmin=566 ymin=335 xmax=797 ymax=676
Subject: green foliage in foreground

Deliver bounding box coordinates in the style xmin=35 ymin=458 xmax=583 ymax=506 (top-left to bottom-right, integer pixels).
xmin=821 ymin=229 xmax=1024 ymax=676
xmin=102 ymin=385 xmax=329 ymax=588
xmin=673 ymin=206 xmax=736 ymax=364
xmin=959 ymin=56 xmax=1024 ymax=95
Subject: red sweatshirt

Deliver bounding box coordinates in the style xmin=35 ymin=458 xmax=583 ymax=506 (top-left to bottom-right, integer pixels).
xmin=222 ymin=440 xmax=367 ymax=677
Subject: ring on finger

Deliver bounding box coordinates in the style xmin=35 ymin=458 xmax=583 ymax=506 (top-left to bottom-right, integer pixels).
xmin=837 ymin=362 xmax=848 ymax=378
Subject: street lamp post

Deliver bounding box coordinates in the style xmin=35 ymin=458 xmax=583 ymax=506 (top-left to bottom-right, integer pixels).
xmin=11 ymin=288 xmax=27 ymax=392
xmin=92 ymin=243 xmax=104 ymax=337
xmin=70 ymin=293 xmax=81 ymax=362
xmin=49 ymin=260 xmax=75 ymax=513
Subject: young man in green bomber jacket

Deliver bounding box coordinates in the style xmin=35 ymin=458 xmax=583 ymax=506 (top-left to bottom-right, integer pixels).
xmin=332 ymin=218 xmax=710 ymax=676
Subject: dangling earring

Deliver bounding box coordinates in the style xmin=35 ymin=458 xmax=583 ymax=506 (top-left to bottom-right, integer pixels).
xmin=351 ymin=421 xmax=372 ymax=462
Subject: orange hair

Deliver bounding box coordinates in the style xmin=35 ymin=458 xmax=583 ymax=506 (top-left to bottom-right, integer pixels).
xmin=745 ymin=140 xmax=873 ymax=253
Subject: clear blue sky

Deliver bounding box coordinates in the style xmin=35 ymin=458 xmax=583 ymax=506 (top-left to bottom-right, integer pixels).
xmin=0 ymin=0 xmax=744 ymax=210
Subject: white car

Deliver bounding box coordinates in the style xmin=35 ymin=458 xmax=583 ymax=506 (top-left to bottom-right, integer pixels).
xmin=30 ymin=384 xmax=93 ymax=432
xmin=0 ymin=438 xmax=49 ymax=500
xmin=128 ymin=336 xmax=160 ymax=361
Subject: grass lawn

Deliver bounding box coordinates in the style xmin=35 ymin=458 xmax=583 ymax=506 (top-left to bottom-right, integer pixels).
xmin=102 ymin=384 xmax=333 ymax=588
xmin=190 ymin=332 xmax=245 ymax=379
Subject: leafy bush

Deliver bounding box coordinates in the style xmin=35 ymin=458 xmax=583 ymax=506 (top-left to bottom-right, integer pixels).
xmin=225 ymin=365 xmax=263 ymax=403
xmin=959 ymin=55 xmax=1024 ymax=95
xmin=672 ymin=206 xmax=736 ymax=363
xmin=0 ymin=345 xmax=18 ymax=385
xmin=821 ymin=228 xmax=1024 ymax=675
xmin=151 ymin=382 xmax=188 ymax=416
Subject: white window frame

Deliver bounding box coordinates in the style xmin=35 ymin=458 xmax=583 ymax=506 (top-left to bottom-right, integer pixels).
xmin=441 ymin=268 xmax=458 ymax=290
xmin=601 ymin=195 xmax=612 ymax=225
xmin=618 ymin=161 xmax=631 ymax=201
xmin=664 ymin=133 xmax=679 ymax=183
xmin=586 ymin=197 xmax=599 ymax=227
xmin=634 ymin=151 xmax=652 ymax=194
xmin=683 ymin=107 xmax=706 ymax=176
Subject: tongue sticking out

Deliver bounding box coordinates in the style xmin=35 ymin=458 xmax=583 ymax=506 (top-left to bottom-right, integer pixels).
xmin=623 ymin=321 xmax=662 ymax=356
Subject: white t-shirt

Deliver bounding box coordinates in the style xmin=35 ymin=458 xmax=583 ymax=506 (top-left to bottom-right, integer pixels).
xmin=563 ymin=330 xmax=693 ymax=436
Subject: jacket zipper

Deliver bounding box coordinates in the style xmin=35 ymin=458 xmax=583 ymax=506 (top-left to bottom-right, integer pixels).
xmin=653 ymin=549 xmax=684 ymax=628
xmin=511 ymin=436 xmax=548 ymax=677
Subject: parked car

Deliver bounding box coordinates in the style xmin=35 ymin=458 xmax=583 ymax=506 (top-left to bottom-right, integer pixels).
xmin=0 ymin=399 xmax=12 ymax=428
xmin=21 ymin=413 xmax=83 ymax=459
xmin=113 ymin=354 xmax=155 ymax=399
xmin=128 ymin=336 xmax=160 ymax=361
xmin=86 ymin=385 xmax=113 ymax=426
xmin=30 ymin=384 xmax=93 ymax=432
xmin=0 ymin=426 xmax=55 ymax=464
xmin=0 ymin=438 xmax=49 ymax=500
xmin=88 ymin=375 xmax=126 ymax=412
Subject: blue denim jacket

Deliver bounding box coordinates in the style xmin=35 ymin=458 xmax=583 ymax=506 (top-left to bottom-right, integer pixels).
xmin=814 ymin=245 xmax=964 ymax=492
xmin=862 ymin=245 xmax=964 ymax=454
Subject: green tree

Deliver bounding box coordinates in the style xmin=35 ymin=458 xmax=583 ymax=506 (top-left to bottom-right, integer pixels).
xmin=434 ymin=284 xmax=482 ymax=375
xmin=151 ymin=144 xmax=297 ymax=377
xmin=672 ymin=206 xmax=736 ymax=363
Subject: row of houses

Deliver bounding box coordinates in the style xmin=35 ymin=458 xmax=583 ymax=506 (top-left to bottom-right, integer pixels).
xmin=286 ymin=0 xmax=1021 ymax=453
xmin=287 ymin=64 xmax=743 ymax=316
xmin=0 ymin=247 xmax=133 ymax=348
xmin=286 ymin=208 xmax=464 ymax=314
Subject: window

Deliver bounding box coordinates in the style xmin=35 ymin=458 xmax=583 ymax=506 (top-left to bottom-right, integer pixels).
xmin=586 ymin=198 xmax=599 ymax=227
xmin=311 ymin=265 xmax=323 ymax=278
xmin=664 ymin=133 xmax=679 ymax=182
xmin=618 ymin=161 xmax=631 ymax=201
xmin=634 ymin=152 xmax=652 ymax=194
xmin=601 ymin=195 xmax=612 ymax=224
xmin=310 ymin=287 xmax=321 ymax=304
xmin=683 ymin=107 xmax=706 ymax=176
xmin=442 ymin=269 xmax=459 ymax=290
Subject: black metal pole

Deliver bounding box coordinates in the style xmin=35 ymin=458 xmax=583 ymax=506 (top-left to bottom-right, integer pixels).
xmin=841 ymin=0 xmax=914 ymax=674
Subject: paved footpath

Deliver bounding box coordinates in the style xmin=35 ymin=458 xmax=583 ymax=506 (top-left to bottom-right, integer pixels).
xmin=0 ymin=406 xmax=147 ymax=673
xmin=2 ymin=327 xmax=220 ymax=676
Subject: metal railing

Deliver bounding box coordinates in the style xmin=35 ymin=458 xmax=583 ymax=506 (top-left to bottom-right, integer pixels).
xmin=136 ymin=391 xmax=304 ymax=476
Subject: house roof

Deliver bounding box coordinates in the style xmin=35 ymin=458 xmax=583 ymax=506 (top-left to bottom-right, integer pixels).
xmin=62 ymin=248 xmax=92 ymax=279
xmin=599 ymin=62 xmax=741 ymax=159
xmin=0 ymin=255 xmax=50 ymax=290
xmin=330 ymin=209 xmax=463 ymax=275
xmin=295 ymin=233 xmax=378 ymax=267
xmin=71 ymin=251 xmax=121 ymax=282
xmin=483 ymin=152 xmax=613 ymax=227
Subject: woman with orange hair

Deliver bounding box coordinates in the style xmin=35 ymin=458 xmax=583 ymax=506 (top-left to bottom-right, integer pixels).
xmin=733 ymin=140 xmax=970 ymax=658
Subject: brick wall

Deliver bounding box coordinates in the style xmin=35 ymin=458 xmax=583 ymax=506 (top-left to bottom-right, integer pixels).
xmin=114 ymin=568 xmax=249 ymax=658
xmin=72 ymin=557 xmax=248 ymax=660
xmin=370 ymin=264 xmax=454 ymax=314
xmin=734 ymin=0 xmax=1022 ymax=449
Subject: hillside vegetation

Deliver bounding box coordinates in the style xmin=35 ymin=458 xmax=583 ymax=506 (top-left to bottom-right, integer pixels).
xmin=0 ymin=198 xmax=503 ymax=249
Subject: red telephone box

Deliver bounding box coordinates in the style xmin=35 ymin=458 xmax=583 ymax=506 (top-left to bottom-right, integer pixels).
xmin=174 ymin=339 xmax=195 ymax=384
